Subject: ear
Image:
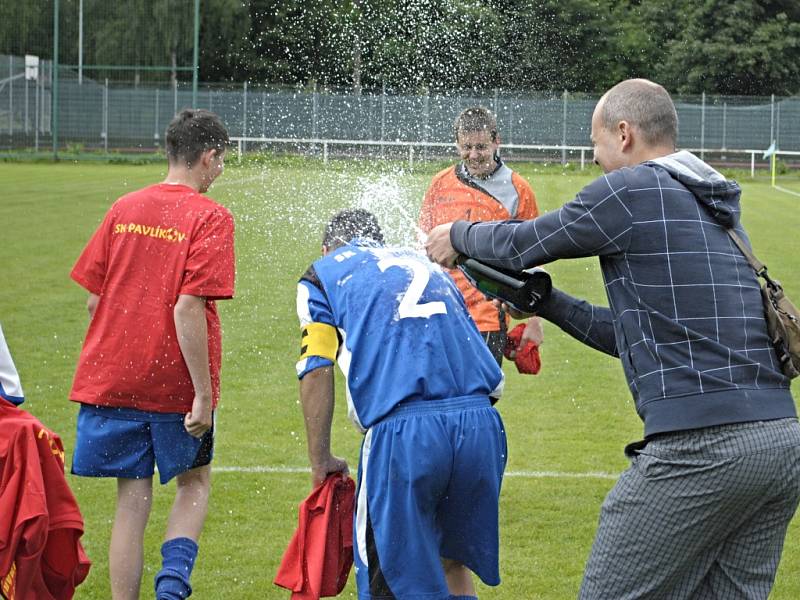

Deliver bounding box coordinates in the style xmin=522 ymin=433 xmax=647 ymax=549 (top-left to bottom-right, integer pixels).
xmin=200 ymin=148 xmax=218 ymax=168
xmin=618 ymin=121 xmax=634 ymax=152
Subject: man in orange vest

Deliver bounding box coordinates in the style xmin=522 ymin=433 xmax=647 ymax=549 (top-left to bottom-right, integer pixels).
xmin=420 ymin=106 xmax=543 ymax=367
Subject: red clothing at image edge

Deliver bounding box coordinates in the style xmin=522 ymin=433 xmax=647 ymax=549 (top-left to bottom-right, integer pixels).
xmin=0 ymin=401 xmax=91 ymax=600
xmin=69 ymin=183 xmax=235 ymax=414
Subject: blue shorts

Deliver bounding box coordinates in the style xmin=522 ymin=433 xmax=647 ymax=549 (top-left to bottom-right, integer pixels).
xmin=354 ymin=397 xmax=507 ymax=600
xmin=71 ymin=404 xmax=214 ymax=484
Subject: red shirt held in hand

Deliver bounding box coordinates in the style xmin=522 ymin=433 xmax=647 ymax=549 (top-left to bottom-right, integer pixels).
xmin=504 ymin=323 xmax=542 ymax=375
xmin=275 ymin=473 xmax=355 ymax=600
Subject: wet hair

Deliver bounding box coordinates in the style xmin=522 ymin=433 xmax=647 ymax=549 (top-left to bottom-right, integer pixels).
xmin=165 ymin=108 xmax=229 ymax=167
xmin=454 ymin=106 xmax=498 ymax=142
xmin=598 ymin=79 xmax=678 ymax=147
xmin=323 ymin=209 xmax=384 ymax=250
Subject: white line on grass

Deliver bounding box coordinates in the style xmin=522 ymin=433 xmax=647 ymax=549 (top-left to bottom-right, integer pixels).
xmin=774 ymin=185 xmax=800 ymax=198
xmin=213 ymin=465 xmax=619 ymax=480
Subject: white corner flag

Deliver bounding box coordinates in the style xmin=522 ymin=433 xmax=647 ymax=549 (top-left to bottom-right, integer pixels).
xmin=763 ymin=141 xmax=776 ymax=160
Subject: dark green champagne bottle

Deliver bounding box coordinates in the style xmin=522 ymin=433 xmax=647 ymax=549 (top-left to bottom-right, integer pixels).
xmin=456 ymin=257 xmax=552 ymax=314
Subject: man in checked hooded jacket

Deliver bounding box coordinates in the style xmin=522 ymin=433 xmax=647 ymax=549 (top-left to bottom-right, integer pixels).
xmin=426 ymin=78 xmax=800 ymax=600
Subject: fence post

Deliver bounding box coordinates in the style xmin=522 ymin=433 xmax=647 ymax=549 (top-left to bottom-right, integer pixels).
xmin=24 ymin=67 xmax=29 ymax=134
xmin=52 ymin=0 xmax=60 ymax=159
xmin=34 ymin=66 xmax=39 ymax=151
xmin=776 ymin=98 xmax=781 ymax=149
xmin=312 ymin=82 xmax=318 ymax=140
xmin=409 ymin=145 xmax=414 ymax=170
xmin=700 ymin=92 xmax=706 ymax=160
xmin=561 ymin=90 xmax=568 ymax=165
xmin=380 ymin=80 xmax=386 ymax=157
xmin=242 ymin=81 xmax=248 ymax=153
xmin=508 ymin=97 xmax=514 ymax=145
xmin=45 ymin=60 xmax=52 ymax=133
xmin=78 ymin=0 xmax=83 ymax=84
xmin=154 ymin=88 xmax=160 ymax=144
xmin=173 ymin=78 xmax=178 ymax=114
xmin=8 ymin=56 xmax=12 ymax=137
xmin=722 ymin=102 xmax=727 ymax=151
xmin=191 ymin=0 xmax=199 ymax=107
xmin=770 ymin=94 xmax=775 ymax=145
xmin=261 ymin=88 xmax=266 ymax=137
xmin=43 ymin=60 xmax=49 ymax=133
xmin=750 ymin=151 xmax=755 ymax=178
xmin=103 ymin=78 xmax=109 ymax=153
xmin=323 ymin=141 xmax=328 ymax=164
xmin=423 ymin=89 xmax=429 ymax=160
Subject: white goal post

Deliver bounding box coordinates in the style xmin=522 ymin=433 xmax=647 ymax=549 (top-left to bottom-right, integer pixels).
xmin=230 ymin=136 xmax=595 ymax=169
xmin=230 ymin=136 xmax=776 ymax=177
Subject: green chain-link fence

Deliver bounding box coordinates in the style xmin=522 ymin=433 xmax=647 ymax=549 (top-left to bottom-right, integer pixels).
xmin=2 ymin=1 xmax=798 ymax=161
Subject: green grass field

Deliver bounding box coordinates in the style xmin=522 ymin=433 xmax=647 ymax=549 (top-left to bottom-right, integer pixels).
xmin=2 ymin=157 xmax=799 ymax=599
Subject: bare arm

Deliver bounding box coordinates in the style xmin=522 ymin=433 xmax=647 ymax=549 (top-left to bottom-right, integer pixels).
xmin=87 ymin=293 xmax=100 ymax=318
xmin=174 ymin=294 xmax=213 ymax=437
xmin=520 ymin=316 xmax=544 ymax=348
xmin=425 ymin=222 xmax=458 ymax=267
xmin=300 ymin=366 xmax=348 ymax=488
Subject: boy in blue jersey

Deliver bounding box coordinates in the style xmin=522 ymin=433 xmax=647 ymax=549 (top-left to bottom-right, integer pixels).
xmin=296 ymin=209 xmax=507 ymax=600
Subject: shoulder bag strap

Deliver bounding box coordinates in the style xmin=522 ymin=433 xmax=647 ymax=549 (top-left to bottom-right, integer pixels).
xmin=726 ymin=228 xmax=767 ymax=277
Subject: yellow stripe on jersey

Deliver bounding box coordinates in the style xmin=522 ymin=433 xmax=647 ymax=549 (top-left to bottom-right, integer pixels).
xmin=300 ymin=322 xmax=339 ymax=362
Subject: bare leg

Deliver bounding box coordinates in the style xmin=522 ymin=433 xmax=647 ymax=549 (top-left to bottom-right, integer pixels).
xmin=442 ymin=558 xmax=476 ymax=597
xmin=154 ymin=465 xmax=211 ymax=599
xmin=110 ymin=477 xmax=153 ymax=600
xmin=164 ymin=464 xmax=211 ymax=541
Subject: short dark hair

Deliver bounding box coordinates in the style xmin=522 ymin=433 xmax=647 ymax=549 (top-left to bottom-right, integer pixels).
xmin=599 ymin=79 xmax=678 ymax=147
xmin=323 ymin=209 xmax=384 ymax=250
xmin=454 ymin=106 xmax=497 ymax=142
xmin=165 ymin=109 xmax=229 ymax=166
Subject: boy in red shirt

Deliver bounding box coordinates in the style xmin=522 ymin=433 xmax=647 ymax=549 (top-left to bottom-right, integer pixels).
xmin=69 ymin=109 xmax=235 ymax=600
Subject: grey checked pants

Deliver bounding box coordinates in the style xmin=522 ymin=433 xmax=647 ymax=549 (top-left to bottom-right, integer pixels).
xmin=579 ymin=418 xmax=800 ymax=600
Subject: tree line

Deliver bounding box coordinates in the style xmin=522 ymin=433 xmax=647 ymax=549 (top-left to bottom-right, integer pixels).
xmin=3 ymin=0 xmax=799 ymax=95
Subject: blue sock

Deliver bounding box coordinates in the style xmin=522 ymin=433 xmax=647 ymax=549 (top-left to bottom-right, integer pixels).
xmin=154 ymin=537 xmax=198 ymax=600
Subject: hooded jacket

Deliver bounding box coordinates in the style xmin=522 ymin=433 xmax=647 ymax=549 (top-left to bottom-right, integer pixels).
xmin=450 ymin=151 xmax=795 ymax=437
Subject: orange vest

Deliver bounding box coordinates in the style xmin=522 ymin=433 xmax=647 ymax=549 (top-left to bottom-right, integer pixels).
xmin=420 ymin=165 xmax=539 ymax=332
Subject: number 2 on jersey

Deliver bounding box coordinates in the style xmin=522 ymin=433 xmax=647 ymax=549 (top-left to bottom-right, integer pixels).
xmin=377 ymin=257 xmax=447 ymax=319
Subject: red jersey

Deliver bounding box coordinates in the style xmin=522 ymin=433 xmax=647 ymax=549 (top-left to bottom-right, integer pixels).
xmin=420 ymin=165 xmax=539 ymax=332
xmin=0 ymin=401 xmax=91 ymax=599
xmin=70 ymin=183 xmax=236 ymax=413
